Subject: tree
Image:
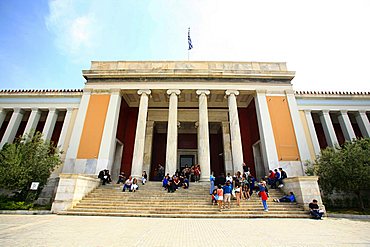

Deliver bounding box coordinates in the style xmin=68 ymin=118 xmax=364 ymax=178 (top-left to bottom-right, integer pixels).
xmin=0 ymin=132 xmax=62 ymax=202
xmin=314 ymin=138 xmax=370 ymax=210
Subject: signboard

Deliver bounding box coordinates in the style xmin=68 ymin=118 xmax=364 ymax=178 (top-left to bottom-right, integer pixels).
xmin=30 ymin=182 xmax=40 ymax=190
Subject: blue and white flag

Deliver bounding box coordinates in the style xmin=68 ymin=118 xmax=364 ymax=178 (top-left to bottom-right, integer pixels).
xmin=188 ymin=28 xmax=193 ymax=50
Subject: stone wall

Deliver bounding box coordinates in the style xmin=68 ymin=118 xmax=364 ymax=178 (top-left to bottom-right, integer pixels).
xmin=281 ymin=176 xmax=324 ymax=211
xmin=51 ymin=174 xmax=100 ymax=213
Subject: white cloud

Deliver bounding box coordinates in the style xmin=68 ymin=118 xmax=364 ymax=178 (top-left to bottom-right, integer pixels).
xmin=46 ymin=0 xmax=96 ymax=60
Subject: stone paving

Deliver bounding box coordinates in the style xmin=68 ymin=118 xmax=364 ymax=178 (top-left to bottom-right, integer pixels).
xmin=0 ymin=215 xmax=369 ymax=246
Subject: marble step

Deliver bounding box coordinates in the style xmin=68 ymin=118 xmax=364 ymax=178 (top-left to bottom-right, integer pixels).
xmin=58 ymin=211 xmax=311 ymax=218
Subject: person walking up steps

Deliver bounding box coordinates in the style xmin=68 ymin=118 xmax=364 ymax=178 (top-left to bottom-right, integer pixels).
xmin=216 ymin=184 xmax=224 ymax=212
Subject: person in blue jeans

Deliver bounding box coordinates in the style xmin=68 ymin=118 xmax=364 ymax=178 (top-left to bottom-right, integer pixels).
xmin=309 ymin=199 xmax=324 ymax=219
xmin=273 ymin=192 xmax=295 ymax=202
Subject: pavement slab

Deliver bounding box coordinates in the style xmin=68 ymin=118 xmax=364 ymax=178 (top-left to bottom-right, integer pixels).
xmin=0 ymin=215 xmax=369 ymax=247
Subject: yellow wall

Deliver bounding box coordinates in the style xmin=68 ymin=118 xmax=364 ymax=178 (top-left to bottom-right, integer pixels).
xmin=77 ymin=94 xmax=110 ymax=159
xmin=299 ymin=110 xmax=316 ymax=160
xmin=266 ymin=96 xmax=300 ymax=161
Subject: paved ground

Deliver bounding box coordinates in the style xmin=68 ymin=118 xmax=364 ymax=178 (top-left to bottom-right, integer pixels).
xmin=0 ymin=215 xmax=369 ymax=247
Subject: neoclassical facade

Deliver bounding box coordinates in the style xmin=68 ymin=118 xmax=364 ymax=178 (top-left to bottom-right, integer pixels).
xmin=0 ymin=61 xmax=369 ymax=210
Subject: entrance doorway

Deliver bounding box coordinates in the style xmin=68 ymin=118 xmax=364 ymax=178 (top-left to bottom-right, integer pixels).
xmin=179 ymin=155 xmax=195 ymax=171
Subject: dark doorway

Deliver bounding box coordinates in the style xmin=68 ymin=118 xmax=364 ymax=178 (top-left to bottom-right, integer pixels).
xmin=180 ymin=155 xmax=195 ymax=171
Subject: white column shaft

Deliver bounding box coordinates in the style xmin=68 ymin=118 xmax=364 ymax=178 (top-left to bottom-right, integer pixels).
xmin=222 ymin=122 xmax=233 ymax=175
xmin=165 ymin=90 xmax=180 ymax=176
xmin=319 ymin=111 xmax=338 ymax=147
xmin=0 ymin=109 xmax=24 ymax=148
xmin=63 ymin=90 xmax=91 ymax=173
xmin=143 ymin=120 xmax=155 ymax=179
xmin=57 ymin=108 xmax=73 ymax=149
xmin=196 ymin=90 xmax=211 ymax=181
xmin=42 ymin=109 xmax=59 ymax=141
xmin=255 ymin=91 xmax=279 ymax=173
xmin=355 ymin=111 xmax=370 ymax=138
xmin=304 ymin=110 xmax=321 ymax=156
xmin=286 ymin=92 xmax=311 ymax=162
xmin=338 ymin=111 xmax=356 ymax=141
xmin=23 ymin=109 xmax=41 ymax=136
xmin=226 ymin=90 xmax=244 ymax=173
xmin=97 ymin=92 xmax=122 ymax=173
xmin=0 ymin=109 xmax=6 ymax=130
xmin=131 ymin=90 xmax=151 ymax=178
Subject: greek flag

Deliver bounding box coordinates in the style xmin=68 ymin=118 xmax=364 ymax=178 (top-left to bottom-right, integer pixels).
xmin=188 ymin=28 xmax=193 ymax=50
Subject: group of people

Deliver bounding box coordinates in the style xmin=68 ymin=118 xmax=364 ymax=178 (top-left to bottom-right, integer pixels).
xmin=162 ymin=174 xmax=189 ymax=192
xmin=99 ymin=165 xmax=324 ymax=219
xmin=266 ymin=168 xmax=287 ymax=189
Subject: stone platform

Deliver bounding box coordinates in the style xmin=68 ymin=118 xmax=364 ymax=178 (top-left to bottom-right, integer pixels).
xmin=58 ymin=182 xmax=309 ymax=218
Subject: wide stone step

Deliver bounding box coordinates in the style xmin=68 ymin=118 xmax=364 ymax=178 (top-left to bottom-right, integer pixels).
xmin=67 ymin=209 xmax=307 ymax=215
xmin=73 ymin=205 xmax=304 ymax=211
xmin=58 ymin=211 xmax=311 ymax=218
xmin=62 ymin=183 xmax=307 ymax=219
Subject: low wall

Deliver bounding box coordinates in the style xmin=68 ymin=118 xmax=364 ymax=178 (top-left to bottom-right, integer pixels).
xmin=51 ymin=174 xmax=100 ymax=213
xmin=281 ymin=176 xmax=324 ymax=211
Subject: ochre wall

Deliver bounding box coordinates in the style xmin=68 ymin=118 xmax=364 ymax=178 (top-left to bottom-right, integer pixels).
xmin=266 ymin=96 xmax=300 ymax=161
xmin=77 ymin=94 xmax=110 ymax=159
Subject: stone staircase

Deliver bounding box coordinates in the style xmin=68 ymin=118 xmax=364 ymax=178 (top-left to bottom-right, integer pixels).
xmin=58 ymin=182 xmax=310 ymax=218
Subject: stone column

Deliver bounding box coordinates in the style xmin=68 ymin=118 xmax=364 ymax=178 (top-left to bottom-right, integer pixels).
xmin=0 ymin=108 xmax=24 ymax=148
xmin=225 ymin=90 xmax=244 ymax=173
xmin=0 ymin=108 xmax=6 ymax=130
xmin=255 ymin=90 xmax=279 ymax=173
xmin=355 ymin=110 xmax=370 ymax=138
xmin=131 ymin=89 xmax=151 ymax=179
xmin=97 ymin=90 xmax=122 ymax=173
xmin=286 ymin=91 xmax=311 ymax=162
xmin=63 ymin=89 xmax=91 ymax=173
xmin=304 ymin=110 xmax=321 ymax=156
xmin=338 ymin=110 xmax=356 ymax=141
xmin=165 ymin=89 xmax=181 ymax=176
xmin=23 ymin=108 xmax=41 ymax=136
xmin=143 ymin=120 xmax=154 ymax=179
xmin=196 ymin=90 xmax=211 ymax=181
xmin=42 ymin=108 xmax=59 ymax=141
xmin=222 ymin=122 xmax=233 ymax=175
xmin=57 ymin=108 xmax=74 ymax=149
xmin=319 ymin=110 xmax=338 ymax=147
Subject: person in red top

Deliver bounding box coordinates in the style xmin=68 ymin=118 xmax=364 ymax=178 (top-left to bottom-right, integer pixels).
xmin=216 ymin=184 xmax=224 ymax=212
xmin=267 ymin=170 xmax=276 ymax=189
xmin=194 ymin=165 xmax=201 ymax=183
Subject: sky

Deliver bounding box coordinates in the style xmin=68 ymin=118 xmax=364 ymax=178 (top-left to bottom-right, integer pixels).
xmin=0 ymin=0 xmax=369 ymax=92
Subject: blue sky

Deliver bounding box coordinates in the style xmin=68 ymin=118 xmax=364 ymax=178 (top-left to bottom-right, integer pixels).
xmin=1 ymin=0 xmax=370 ymax=91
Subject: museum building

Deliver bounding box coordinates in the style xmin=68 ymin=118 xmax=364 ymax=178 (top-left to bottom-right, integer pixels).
xmin=0 ymin=61 xmax=369 ymax=211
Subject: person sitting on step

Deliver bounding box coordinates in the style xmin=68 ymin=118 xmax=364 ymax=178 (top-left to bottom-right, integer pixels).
xmin=182 ymin=176 xmax=189 ymax=189
xmin=309 ymin=199 xmax=324 ymax=219
xmin=131 ymin=178 xmax=139 ymax=192
xmin=273 ymin=192 xmax=296 ymax=203
xmin=142 ymin=171 xmax=147 ymax=185
xmin=122 ymin=176 xmax=133 ymax=192
xmin=116 ymin=171 xmax=126 ymax=184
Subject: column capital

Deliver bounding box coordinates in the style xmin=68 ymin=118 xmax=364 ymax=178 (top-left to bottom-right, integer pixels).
xmin=138 ymin=89 xmax=151 ymax=96
xmin=83 ymin=88 xmax=92 ymax=95
xmin=110 ymin=89 xmax=121 ymax=95
xmin=340 ymin=110 xmax=348 ymax=115
xmin=66 ymin=107 xmax=74 ymax=112
xmin=320 ymin=110 xmax=330 ymax=115
xmin=225 ymin=90 xmax=239 ymax=96
xmin=13 ymin=108 xmax=24 ymax=114
xmin=31 ymin=108 xmax=40 ymax=112
xmin=358 ymin=110 xmax=367 ymax=115
xmin=196 ymin=89 xmax=210 ymax=96
xmin=284 ymin=89 xmax=295 ymax=95
xmin=48 ymin=108 xmax=58 ymax=113
xmin=166 ymin=89 xmax=181 ymax=96
xmin=304 ymin=109 xmax=312 ymax=114
xmin=255 ymin=89 xmax=267 ymax=95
